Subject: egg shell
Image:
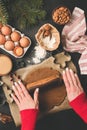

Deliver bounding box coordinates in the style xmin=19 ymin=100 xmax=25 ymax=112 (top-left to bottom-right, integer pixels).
xmin=13 ymin=46 xmax=24 ymax=56
xmin=4 ymin=40 xmax=15 ymax=51
xmin=11 ymin=31 xmax=21 ymax=42
xmin=0 ymin=34 xmax=6 ymax=45
xmin=1 ymin=25 xmax=12 ymax=35
xmin=20 ymin=36 xmax=30 ymax=48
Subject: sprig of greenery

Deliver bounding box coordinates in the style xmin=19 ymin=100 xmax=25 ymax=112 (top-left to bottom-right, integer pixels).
xmin=0 ymin=0 xmax=8 ymax=24
xmin=3 ymin=0 xmax=46 ymax=30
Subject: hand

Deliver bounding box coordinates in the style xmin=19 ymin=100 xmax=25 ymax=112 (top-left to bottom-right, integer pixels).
xmin=62 ymin=68 xmax=84 ymax=102
xmin=11 ymin=80 xmax=39 ymax=111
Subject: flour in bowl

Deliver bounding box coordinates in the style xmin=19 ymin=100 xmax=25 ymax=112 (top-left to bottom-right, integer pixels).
xmin=42 ymin=35 xmax=56 ymax=48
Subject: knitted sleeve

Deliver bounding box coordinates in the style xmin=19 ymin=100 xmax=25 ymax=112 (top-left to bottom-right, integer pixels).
xmin=20 ymin=109 xmax=39 ymax=130
xmin=70 ymin=92 xmax=87 ymax=123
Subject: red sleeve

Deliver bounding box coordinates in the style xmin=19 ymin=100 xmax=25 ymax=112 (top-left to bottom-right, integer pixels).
xmin=20 ymin=109 xmax=39 ymax=130
xmin=70 ymin=92 xmax=87 ymax=123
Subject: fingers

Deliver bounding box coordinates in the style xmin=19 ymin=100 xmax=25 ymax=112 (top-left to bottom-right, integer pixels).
xmin=12 ymin=81 xmax=30 ymax=99
xmin=62 ymin=68 xmax=77 ymax=91
xmin=12 ymin=81 xmax=39 ymax=105
xmin=63 ymin=68 xmax=76 ymax=86
xmin=12 ymin=84 xmax=22 ymax=101
xmin=11 ymin=93 xmax=20 ymax=107
xmin=69 ymin=69 xmax=79 ymax=87
xmin=18 ymin=80 xmax=29 ymax=97
xmin=65 ymin=68 xmax=75 ymax=87
xmin=12 ymin=81 xmax=28 ymax=103
xmin=34 ymin=88 xmax=39 ymax=109
xmin=62 ymin=70 xmax=70 ymax=92
xmin=11 ymin=81 xmax=40 ymax=110
xmin=75 ymin=73 xmax=83 ymax=90
xmin=14 ymin=82 xmax=25 ymax=98
xmin=63 ymin=68 xmax=82 ymax=90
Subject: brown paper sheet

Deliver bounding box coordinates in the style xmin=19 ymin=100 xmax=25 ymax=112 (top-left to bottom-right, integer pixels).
xmin=1 ymin=52 xmax=77 ymax=126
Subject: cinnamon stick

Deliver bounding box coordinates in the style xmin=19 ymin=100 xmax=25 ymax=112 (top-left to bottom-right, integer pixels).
xmin=0 ymin=113 xmax=12 ymax=124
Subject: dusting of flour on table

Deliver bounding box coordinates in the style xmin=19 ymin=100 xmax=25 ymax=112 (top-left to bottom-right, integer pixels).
xmin=42 ymin=35 xmax=56 ymax=48
xmin=32 ymin=57 xmax=41 ymax=64
xmin=32 ymin=45 xmax=47 ymax=64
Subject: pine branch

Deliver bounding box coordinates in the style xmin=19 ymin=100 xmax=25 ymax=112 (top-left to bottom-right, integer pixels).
xmin=0 ymin=0 xmax=8 ymax=24
xmin=4 ymin=0 xmax=46 ymax=29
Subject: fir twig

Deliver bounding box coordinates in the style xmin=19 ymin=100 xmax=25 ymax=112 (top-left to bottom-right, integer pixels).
xmin=0 ymin=0 xmax=8 ymax=24
xmin=4 ymin=0 xmax=46 ymax=29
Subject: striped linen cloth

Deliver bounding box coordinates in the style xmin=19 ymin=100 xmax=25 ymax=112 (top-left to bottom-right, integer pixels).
xmin=62 ymin=7 xmax=87 ymax=74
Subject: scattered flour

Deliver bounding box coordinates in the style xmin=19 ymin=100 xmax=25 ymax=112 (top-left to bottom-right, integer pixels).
xmin=32 ymin=45 xmax=47 ymax=64
xmin=32 ymin=57 xmax=41 ymax=64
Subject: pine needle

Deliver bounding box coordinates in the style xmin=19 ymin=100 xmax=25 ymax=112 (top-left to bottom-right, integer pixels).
xmin=3 ymin=0 xmax=46 ymax=30
xmin=0 ymin=0 xmax=8 ymax=24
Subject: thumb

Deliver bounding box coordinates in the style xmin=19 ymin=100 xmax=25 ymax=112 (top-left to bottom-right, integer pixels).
xmin=34 ymin=88 xmax=39 ymax=109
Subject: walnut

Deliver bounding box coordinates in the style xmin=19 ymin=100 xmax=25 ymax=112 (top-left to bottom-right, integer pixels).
xmin=42 ymin=24 xmax=52 ymax=39
xmin=52 ymin=6 xmax=71 ymax=25
xmin=44 ymin=25 xmax=52 ymax=31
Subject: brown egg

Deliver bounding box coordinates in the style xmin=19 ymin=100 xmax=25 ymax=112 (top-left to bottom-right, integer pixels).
xmin=1 ymin=25 xmax=12 ymax=35
xmin=13 ymin=46 xmax=24 ymax=57
xmin=20 ymin=37 xmax=30 ymax=48
xmin=11 ymin=31 xmax=21 ymax=42
xmin=0 ymin=34 xmax=6 ymax=45
xmin=4 ymin=40 xmax=15 ymax=51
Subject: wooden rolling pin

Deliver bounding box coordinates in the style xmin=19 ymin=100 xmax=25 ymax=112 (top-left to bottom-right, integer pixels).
xmin=26 ymin=74 xmax=62 ymax=90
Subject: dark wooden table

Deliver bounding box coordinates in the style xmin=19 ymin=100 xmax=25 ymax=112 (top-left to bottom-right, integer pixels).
xmin=0 ymin=0 xmax=87 ymax=130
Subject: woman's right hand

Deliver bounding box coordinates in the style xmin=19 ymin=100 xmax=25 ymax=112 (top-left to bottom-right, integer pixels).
xmin=62 ymin=68 xmax=84 ymax=102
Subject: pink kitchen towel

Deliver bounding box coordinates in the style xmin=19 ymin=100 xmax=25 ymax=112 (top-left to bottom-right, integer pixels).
xmin=62 ymin=7 xmax=87 ymax=74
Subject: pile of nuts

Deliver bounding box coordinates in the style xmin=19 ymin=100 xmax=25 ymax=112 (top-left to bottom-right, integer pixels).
xmin=52 ymin=6 xmax=71 ymax=25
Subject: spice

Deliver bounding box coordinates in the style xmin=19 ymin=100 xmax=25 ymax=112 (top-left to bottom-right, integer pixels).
xmin=0 ymin=113 xmax=12 ymax=124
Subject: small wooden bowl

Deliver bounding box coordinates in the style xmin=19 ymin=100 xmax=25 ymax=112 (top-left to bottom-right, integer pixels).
xmin=0 ymin=54 xmax=12 ymax=76
xmin=52 ymin=6 xmax=71 ymax=25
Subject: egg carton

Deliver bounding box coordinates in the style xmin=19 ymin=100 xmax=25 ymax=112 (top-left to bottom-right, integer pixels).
xmin=0 ymin=24 xmax=31 ymax=58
